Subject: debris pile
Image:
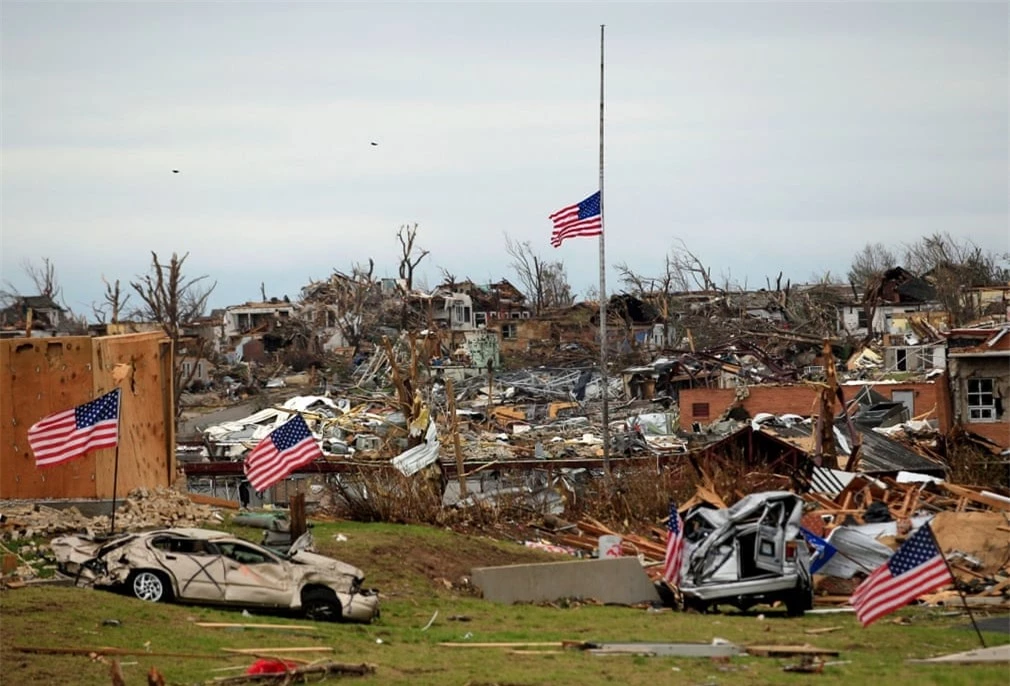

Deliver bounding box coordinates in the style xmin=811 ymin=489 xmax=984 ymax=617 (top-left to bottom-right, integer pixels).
xmin=1 ymin=487 xmax=222 ymax=541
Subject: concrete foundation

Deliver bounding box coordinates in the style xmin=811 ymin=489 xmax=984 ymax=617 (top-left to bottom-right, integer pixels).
xmin=471 ymin=557 xmax=660 ymax=605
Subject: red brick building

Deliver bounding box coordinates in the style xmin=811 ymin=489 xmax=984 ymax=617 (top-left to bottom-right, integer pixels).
xmin=679 ymin=379 xmax=953 ymax=433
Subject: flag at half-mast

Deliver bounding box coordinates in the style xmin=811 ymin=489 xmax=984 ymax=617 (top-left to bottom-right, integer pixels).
xmin=28 ymin=388 xmax=121 ymax=468
xmin=549 ymin=191 xmax=602 ymax=247
xmin=243 ymin=414 xmax=323 ymax=492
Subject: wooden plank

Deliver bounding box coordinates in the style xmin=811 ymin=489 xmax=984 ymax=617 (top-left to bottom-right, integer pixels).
xmin=438 ymin=642 xmax=567 ymax=648
xmin=942 ymin=483 xmax=1010 ymax=512
xmin=1 ymin=338 xmax=97 ymax=499
xmin=12 ymin=645 xmax=230 ymax=659
xmin=746 ymin=645 xmax=840 ymax=657
xmin=221 ymin=647 xmax=334 ymax=654
xmin=194 ymin=623 xmax=317 ymax=630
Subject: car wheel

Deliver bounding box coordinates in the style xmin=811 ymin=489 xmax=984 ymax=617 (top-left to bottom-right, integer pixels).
xmin=784 ymin=586 xmax=812 ymax=617
xmin=302 ymin=588 xmax=342 ymax=622
xmin=129 ymin=570 xmax=172 ymax=603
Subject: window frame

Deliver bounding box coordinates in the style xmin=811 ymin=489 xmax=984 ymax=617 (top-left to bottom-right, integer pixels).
xmin=966 ymin=378 xmax=996 ymax=422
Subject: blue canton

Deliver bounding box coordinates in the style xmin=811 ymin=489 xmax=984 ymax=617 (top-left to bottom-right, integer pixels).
xmin=272 ymin=415 xmax=312 ymax=451
xmin=667 ymin=502 xmax=680 ymax=535
xmin=888 ymin=525 xmax=939 ymax=575
xmin=578 ymin=191 xmax=601 ymax=219
xmin=75 ymin=388 xmax=120 ymax=429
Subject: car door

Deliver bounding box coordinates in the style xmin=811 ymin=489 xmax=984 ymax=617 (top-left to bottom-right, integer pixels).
xmin=147 ymin=535 xmax=225 ymax=602
xmin=754 ymin=501 xmax=786 ymax=574
xmin=217 ymin=541 xmax=295 ymax=607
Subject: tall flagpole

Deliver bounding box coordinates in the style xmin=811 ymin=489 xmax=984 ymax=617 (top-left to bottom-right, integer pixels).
xmin=598 ymin=24 xmax=611 ymax=479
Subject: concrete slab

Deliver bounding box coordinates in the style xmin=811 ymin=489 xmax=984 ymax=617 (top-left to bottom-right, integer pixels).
xmin=908 ymin=644 xmax=1010 ymax=663
xmin=471 ymin=557 xmax=660 ymax=605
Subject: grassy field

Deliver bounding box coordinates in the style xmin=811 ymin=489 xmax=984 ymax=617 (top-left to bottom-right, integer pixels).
xmin=1 ymin=519 xmax=1007 ymax=685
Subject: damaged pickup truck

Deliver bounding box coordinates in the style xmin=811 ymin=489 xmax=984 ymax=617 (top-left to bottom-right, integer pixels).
xmin=51 ymin=528 xmax=379 ymax=623
xmin=678 ymin=491 xmax=814 ymax=616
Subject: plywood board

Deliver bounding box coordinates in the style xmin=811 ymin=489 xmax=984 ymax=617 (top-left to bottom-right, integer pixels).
xmin=1 ymin=338 xmax=99 ymax=499
xmin=92 ymin=333 xmax=172 ymax=498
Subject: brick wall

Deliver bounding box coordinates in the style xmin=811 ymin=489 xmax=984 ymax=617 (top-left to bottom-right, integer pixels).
xmin=679 ymin=379 xmax=952 ymax=432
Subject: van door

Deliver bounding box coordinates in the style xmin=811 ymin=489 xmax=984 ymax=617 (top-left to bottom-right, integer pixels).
xmin=754 ymin=502 xmax=785 ymax=574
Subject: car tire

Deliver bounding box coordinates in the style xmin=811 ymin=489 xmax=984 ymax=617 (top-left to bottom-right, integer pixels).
xmin=129 ymin=570 xmax=172 ymax=603
xmin=302 ymin=587 xmax=342 ymax=622
xmin=784 ymin=586 xmax=812 ymax=617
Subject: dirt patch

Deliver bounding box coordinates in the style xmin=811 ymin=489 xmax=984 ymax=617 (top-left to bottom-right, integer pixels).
xmin=319 ymin=533 xmax=565 ymax=594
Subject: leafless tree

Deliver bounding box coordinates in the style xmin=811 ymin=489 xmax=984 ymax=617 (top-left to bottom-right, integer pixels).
xmin=130 ymin=252 xmax=216 ymax=420
xmin=902 ymin=232 xmax=1009 ymax=325
xmin=92 ymin=276 xmax=132 ymax=325
xmin=437 ymin=267 xmax=458 ymax=291
xmin=302 ymin=259 xmax=383 ymax=353
xmin=847 ymin=242 xmax=898 ymax=295
xmin=541 ymin=262 xmax=575 ymax=310
xmin=617 ymin=240 xmax=721 ymax=325
xmin=397 ymin=223 xmax=430 ymax=292
xmin=2 ymin=257 xmax=62 ymax=307
xmin=22 ymin=257 xmax=61 ymax=300
xmin=504 ymin=233 xmax=574 ymax=315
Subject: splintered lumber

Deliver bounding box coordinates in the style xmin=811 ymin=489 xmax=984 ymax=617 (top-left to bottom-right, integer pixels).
xmin=940 ymin=484 xmax=1010 ymax=511
xmin=221 ymin=647 xmax=333 ymax=655
xmin=209 ymin=661 xmax=375 ymax=684
xmin=195 ymin=623 xmax=316 ymax=631
xmin=746 ymin=644 xmax=840 ymax=657
xmin=13 ymin=646 xmax=229 ymax=660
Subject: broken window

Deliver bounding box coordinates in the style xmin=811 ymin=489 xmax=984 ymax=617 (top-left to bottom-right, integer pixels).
xmin=692 ymin=402 xmax=710 ymax=419
xmin=502 ymin=323 xmax=518 ymax=340
xmin=857 ymin=309 xmax=868 ymax=329
xmin=475 ymin=312 xmax=487 ymax=328
xmin=896 ymin=348 xmax=907 ymax=371
xmin=967 ymin=378 xmax=996 ymax=422
xmin=217 ymin=542 xmax=275 ymax=565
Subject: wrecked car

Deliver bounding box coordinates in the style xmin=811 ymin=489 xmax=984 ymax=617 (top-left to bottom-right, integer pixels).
xmin=51 ymin=528 xmax=379 ymax=623
xmin=679 ymin=491 xmax=813 ymax=616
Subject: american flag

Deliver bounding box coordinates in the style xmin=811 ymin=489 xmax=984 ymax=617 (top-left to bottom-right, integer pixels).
xmin=28 ymin=388 xmax=121 ymax=468
xmin=549 ymin=191 xmax=602 ymax=247
xmin=661 ymin=501 xmax=686 ymax=585
xmin=243 ymin=415 xmax=323 ymax=492
xmin=851 ymin=523 xmax=953 ymax=627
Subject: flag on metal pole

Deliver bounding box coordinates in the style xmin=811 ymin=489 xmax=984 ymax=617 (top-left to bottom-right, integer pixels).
xmin=850 ymin=523 xmax=953 ymax=627
xmin=548 ymin=191 xmax=602 ymax=248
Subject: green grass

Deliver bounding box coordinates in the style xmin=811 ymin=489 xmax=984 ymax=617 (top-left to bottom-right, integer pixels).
xmin=1 ymin=519 xmax=1007 ymax=685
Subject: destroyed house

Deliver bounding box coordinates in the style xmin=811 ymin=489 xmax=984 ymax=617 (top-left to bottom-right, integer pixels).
xmin=438 ymin=279 xmax=531 ymax=329
xmin=754 ymin=417 xmax=946 ymax=477
xmin=837 ymin=267 xmax=944 ymax=338
xmin=679 ymin=381 xmax=953 ymax=433
xmin=945 ymin=326 xmax=1010 ymax=449
xmin=223 ymin=300 xmax=297 ymax=338
xmin=0 ymin=294 xmax=65 ymax=330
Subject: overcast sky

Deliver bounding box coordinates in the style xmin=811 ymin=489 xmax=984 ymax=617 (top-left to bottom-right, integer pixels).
xmin=2 ymin=2 xmax=1007 ymax=317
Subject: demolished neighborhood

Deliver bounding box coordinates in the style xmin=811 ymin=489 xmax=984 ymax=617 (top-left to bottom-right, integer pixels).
xmin=2 ymin=6 xmax=1009 ymax=684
